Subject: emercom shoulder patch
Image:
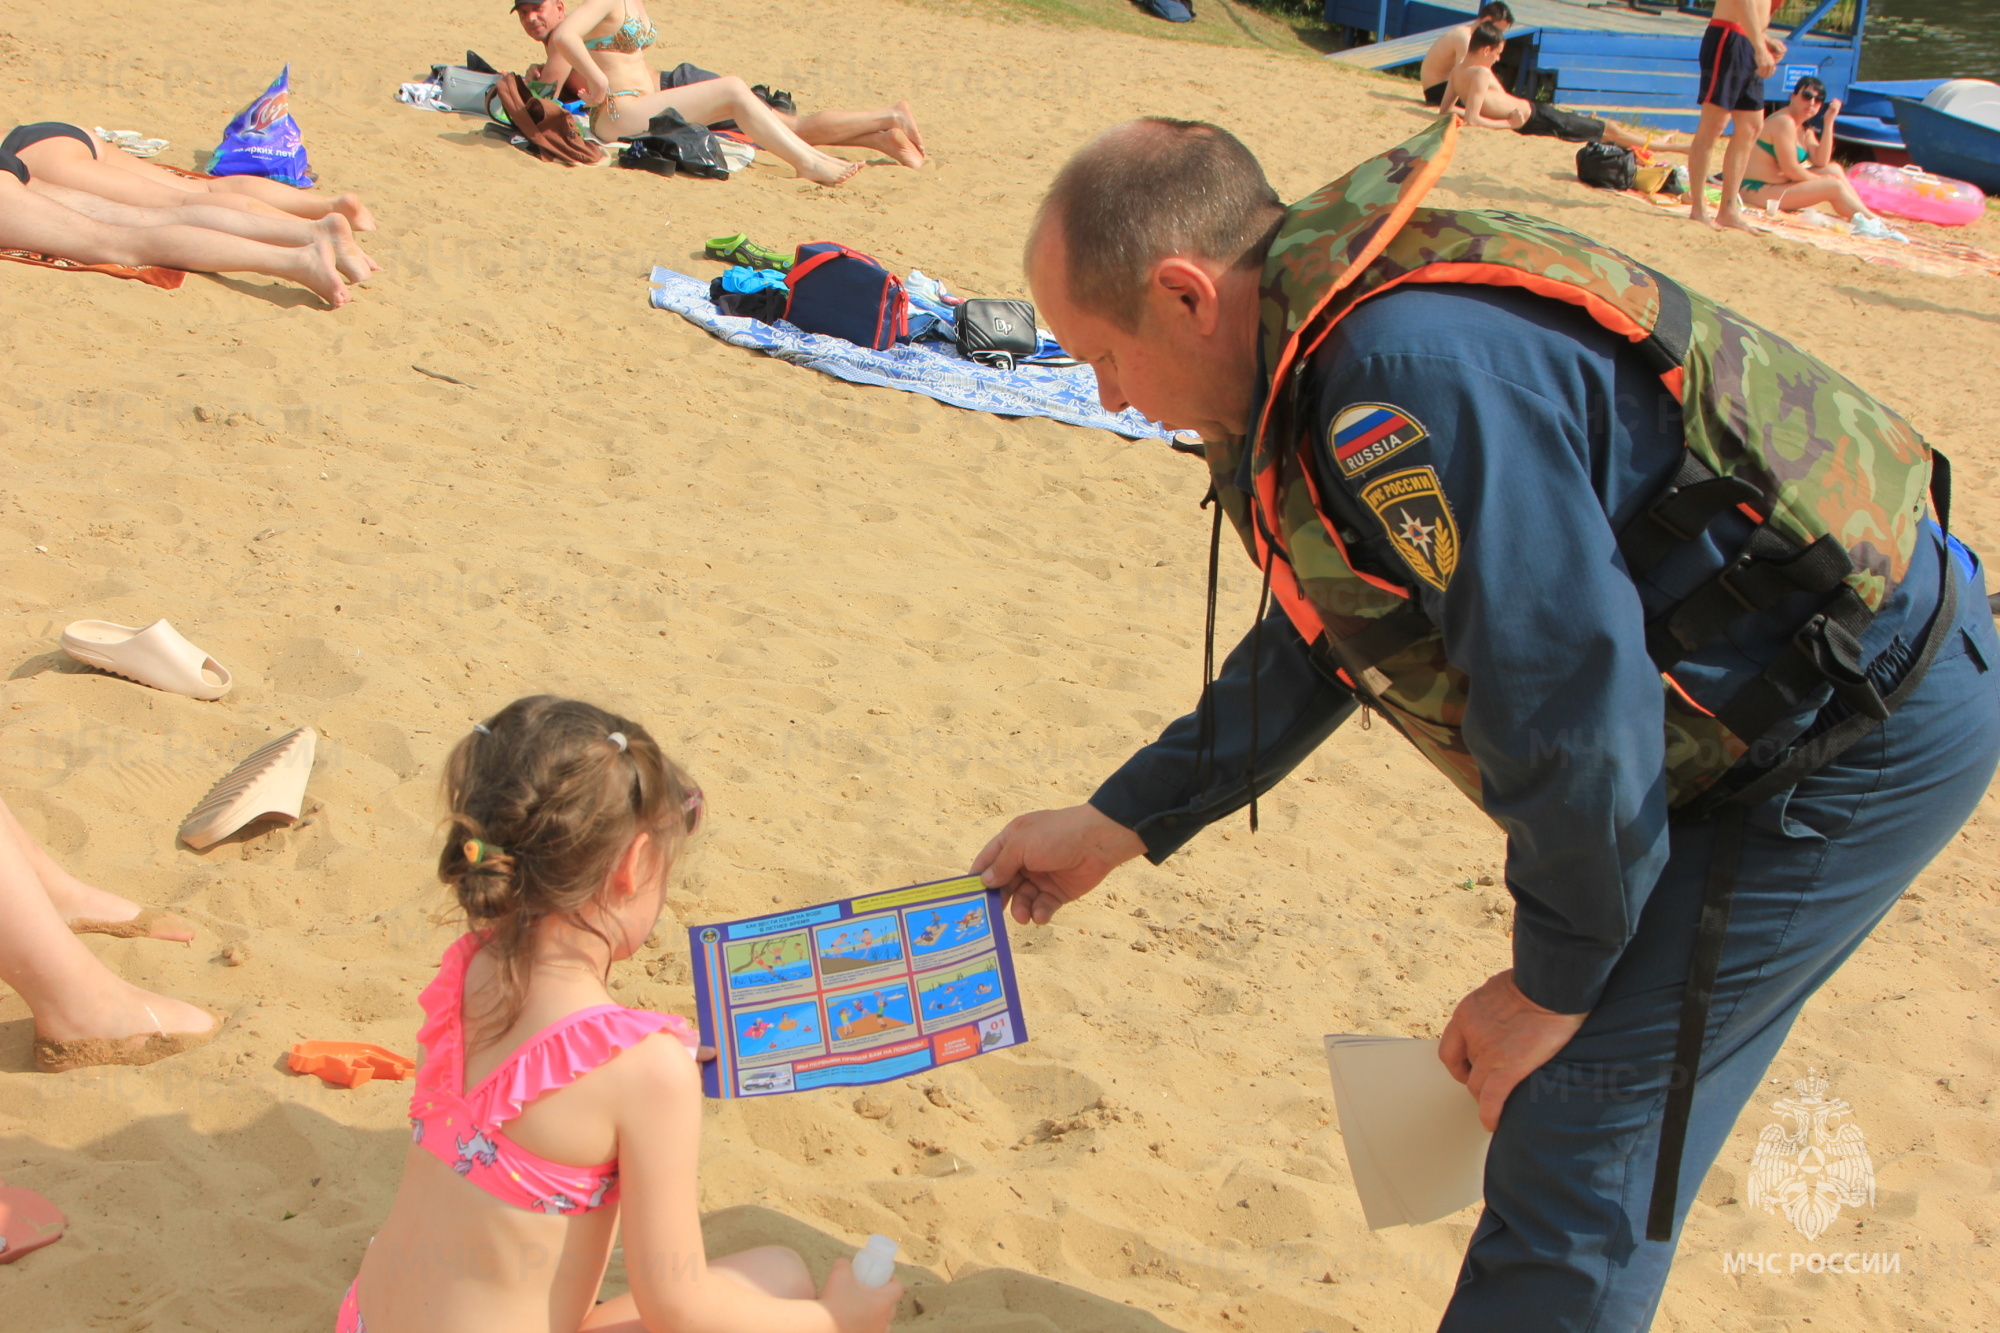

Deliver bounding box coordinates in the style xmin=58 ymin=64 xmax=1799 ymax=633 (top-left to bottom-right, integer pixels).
xmin=1358 ymin=466 xmax=1460 ymax=592
xmin=1330 ymin=402 xmax=1427 ymax=478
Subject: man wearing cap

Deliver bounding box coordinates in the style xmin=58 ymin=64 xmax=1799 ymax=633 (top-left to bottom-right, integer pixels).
xmin=507 ymin=0 xmax=926 ymax=168
xmin=973 ymin=115 xmax=1998 ymax=1329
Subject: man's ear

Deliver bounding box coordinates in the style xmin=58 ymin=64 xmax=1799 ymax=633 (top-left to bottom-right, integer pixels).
xmin=1149 ymin=256 xmax=1224 ymax=335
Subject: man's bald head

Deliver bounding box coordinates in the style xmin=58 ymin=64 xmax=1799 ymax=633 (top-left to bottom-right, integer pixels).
xmin=1028 ymin=118 xmax=1284 ymax=331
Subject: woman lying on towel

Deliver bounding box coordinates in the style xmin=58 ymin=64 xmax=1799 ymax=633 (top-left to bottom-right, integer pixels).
xmin=0 ymin=137 xmax=356 ymax=305
xmin=526 ymin=0 xmax=907 ymax=185
xmin=0 ymin=121 xmax=377 ymax=231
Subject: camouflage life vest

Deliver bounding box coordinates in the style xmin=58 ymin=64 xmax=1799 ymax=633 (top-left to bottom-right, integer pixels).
xmin=1209 ymin=115 xmax=1939 ymax=814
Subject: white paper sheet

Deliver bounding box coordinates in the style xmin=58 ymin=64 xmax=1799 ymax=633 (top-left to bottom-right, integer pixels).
xmin=1324 ymin=1035 xmax=1492 ymax=1229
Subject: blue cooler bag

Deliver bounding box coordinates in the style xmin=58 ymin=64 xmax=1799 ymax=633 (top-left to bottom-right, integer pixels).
xmin=784 ymin=242 xmax=909 ymax=349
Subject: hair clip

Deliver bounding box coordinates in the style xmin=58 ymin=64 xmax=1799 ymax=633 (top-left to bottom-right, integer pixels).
xmin=463 ymin=838 xmax=504 ymax=865
xmin=472 ymin=723 xmax=491 ymax=735
xmin=608 ymin=731 xmax=628 ymax=752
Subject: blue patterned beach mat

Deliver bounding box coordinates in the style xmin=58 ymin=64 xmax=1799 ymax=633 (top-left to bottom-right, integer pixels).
xmin=647 ymin=266 xmax=1173 ymax=440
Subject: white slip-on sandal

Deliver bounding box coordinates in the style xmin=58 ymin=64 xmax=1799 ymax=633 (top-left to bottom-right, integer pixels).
xmin=60 ymin=619 xmax=233 ymax=700
xmin=180 ymin=727 xmax=316 ymax=850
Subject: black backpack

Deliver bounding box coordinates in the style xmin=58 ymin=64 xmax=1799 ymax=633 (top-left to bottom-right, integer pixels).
xmin=1576 ymin=142 xmax=1637 ymax=191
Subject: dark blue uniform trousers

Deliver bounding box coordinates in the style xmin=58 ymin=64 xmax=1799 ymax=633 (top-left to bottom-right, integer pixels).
xmin=1440 ymin=560 xmax=2000 ymax=1332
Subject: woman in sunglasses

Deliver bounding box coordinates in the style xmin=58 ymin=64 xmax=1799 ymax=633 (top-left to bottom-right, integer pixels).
xmin=1736 ymin=76 xmax=1890 ymax=230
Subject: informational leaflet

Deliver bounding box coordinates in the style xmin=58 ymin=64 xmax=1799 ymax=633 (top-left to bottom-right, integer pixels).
xmin=690 ymin=875 xmax=1028 ymax=1098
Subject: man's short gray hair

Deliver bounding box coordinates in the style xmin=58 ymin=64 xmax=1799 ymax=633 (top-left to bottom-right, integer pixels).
xmin=1030 ymin=118 xmax=1284 ymax=330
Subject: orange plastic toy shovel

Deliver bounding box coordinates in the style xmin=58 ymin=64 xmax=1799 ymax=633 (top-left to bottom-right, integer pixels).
xmin=0 ymin=1180 xmax=67 ymax=1264
xmin=289 ymin=1041 xmax=415 ymax=1089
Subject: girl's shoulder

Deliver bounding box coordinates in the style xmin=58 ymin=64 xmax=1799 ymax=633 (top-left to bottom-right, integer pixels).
xmin=583 ymin=1011 xmax=703 ymax=1105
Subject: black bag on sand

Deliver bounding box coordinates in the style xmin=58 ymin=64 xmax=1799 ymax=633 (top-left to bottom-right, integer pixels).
xmin=957 ymin=299 xmax=1038 ymax=370
xmin=632 ymin=109 xmax=731 ymax=180
xmin=1577 ymin=141 xmax=1637 ymax=191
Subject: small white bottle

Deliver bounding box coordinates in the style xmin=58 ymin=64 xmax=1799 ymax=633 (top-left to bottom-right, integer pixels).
xmin=851 ymin=1234 xmax=899 ymax=1288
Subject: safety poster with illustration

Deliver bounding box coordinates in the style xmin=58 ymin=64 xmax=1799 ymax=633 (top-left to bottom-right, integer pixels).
xmin=689 ymin=874 xmax=1029 ymax=1098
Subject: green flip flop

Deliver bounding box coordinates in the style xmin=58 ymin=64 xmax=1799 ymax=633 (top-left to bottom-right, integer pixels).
xmin=704 ymin=232 xmax=793 ymax=271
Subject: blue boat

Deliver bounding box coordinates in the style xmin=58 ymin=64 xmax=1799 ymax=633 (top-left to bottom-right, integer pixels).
xmin=1885 ymin=95 xmax=2000 ymax=193
xmin=1832 ymin=78 xmax=1949 ymax=157
xmin=1325 ymin=0 xmax=1873 ymax=133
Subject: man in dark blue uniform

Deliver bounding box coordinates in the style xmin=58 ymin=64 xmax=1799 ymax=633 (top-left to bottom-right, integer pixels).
xmin=974 ymin=118 xmax=2000 ymax=1330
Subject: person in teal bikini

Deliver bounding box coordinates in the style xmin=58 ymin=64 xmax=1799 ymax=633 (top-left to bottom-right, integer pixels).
xmin=1738 ymin=77 xmax=1884 ymax=226
xmin=523 ymin=0 xmax=883 ymax=185
xmin=514 ymin=0 xmax=925 ymax=171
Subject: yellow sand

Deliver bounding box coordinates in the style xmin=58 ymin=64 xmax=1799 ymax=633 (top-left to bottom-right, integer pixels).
xmin=1 ymin=3 xmax=1996 ymax=1330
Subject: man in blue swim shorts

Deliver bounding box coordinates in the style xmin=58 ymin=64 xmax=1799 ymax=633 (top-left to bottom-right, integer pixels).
xmin=1688 ymin=0 xmax=1786 ymax=232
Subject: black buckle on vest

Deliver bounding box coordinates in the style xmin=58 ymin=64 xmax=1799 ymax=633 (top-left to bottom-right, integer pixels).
xmin=1792 ymin=611 xmax=1890 ymax=722
xmin=1649 ymin=532 xmax=1855 ymax=670
xmin=1619 ymin=457 xmax=1764 ymax=577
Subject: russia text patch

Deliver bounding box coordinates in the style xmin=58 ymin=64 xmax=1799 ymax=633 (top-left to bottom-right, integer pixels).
xmin=1359 ymin=466 xmax=1460 ymax=592
xmin=1330 ymin=403 xmax=1427 ymax=478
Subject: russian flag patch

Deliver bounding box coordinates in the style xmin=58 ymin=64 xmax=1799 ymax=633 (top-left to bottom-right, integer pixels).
xmin=1330 ymin=403 xmax=1427 ymax=478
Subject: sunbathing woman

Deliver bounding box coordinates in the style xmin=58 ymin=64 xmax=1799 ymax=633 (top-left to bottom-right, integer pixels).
xmin=0 ymin=793 xmax=217 ymax=1073
xmin=518 ymin=0 xmax=926 ymax=170
xmin=1736 ymin=77 xmax=1882 ymax=224
xmin=533 ymin=0 xmax=870 ymax=186
xmin=0 ymin=122 xmax=377 ymax=231
xmin=1 ymin=148 xmax=351 ymax=305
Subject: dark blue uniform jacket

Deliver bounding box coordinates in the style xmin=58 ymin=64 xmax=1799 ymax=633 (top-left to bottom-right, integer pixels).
xmin=1091 ymin=284 xmax=1966 ymax=1015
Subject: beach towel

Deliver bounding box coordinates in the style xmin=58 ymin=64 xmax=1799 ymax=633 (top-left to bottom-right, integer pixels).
xmin=1622 ymin=188 xmax=2000 ymax=280
xmin=648 ymin=266 xmax=1174 ymax=439
xmin=0 ymin=250 xmax=185 ymax=289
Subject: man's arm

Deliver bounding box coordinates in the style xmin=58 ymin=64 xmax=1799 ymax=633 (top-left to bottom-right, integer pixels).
xmin=1744 ymin=0 xmax=1782 ymax=74
xmin=1456 ymin=75 xmax=1519 ymax=132
xmin=1311 ymin=293 xmax=1676 ymax=1015
xmin=1091 ymin=605 xmax=1358 ymax=862
xmin=976 ymin=603 xmax=1356 ymax=923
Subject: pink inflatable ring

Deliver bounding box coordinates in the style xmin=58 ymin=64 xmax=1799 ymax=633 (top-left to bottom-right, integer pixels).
xmin=1850 ymin=162 xmax=1986 ymax=227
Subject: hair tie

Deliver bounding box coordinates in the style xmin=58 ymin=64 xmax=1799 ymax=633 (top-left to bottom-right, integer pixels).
xmin=463 ymin=838 xmax=504 ymax=866
xmin=608 ymin=731 xmax=628 ymax=753
xmin=472 ymin=723 xmax=491 ymax=736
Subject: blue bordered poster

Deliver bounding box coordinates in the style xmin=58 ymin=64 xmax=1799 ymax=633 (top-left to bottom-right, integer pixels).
xmin=689 ymin=875 xmax=1029 ymax=1098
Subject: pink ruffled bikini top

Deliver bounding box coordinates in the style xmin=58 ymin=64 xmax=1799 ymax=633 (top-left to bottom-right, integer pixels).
xmin=408 ymin=933 xmax=699 ymax=1216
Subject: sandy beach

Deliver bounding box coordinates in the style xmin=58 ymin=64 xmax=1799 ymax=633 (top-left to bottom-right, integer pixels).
xmin=1 ymin=2 xmax=1996 ymax=1330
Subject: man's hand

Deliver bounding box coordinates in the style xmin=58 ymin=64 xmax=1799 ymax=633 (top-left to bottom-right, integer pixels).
xmin=1438 ymin=969 xmax=1588 ymax=1132
xmin=972 ymin=804 xmax=1146 ymax=925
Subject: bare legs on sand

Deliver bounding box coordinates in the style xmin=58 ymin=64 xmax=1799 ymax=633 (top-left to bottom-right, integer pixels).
xmin=791 ymin=102 xmax=927 ymax=169
xmin=1688 ymin=104 xmax=1765 ymax=232
xmin=592 ymin=75 xmax=865 ymax=186
xmin=0 ymin=176 xmax=351 ymax=306
xmin=0 ymin=795 xmax=215 ymax=1068
xmin=15 ymin=132 xmax=376 ymax=230
xmin=31 ymin=181 xmax=380 ymax=284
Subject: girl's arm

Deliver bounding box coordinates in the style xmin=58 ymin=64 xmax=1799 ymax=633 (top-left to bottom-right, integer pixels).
xmin=546 ymin=0 xmax=616 ymax=104
xmin=614 ymin=1039 xmax=900 ymax=1333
